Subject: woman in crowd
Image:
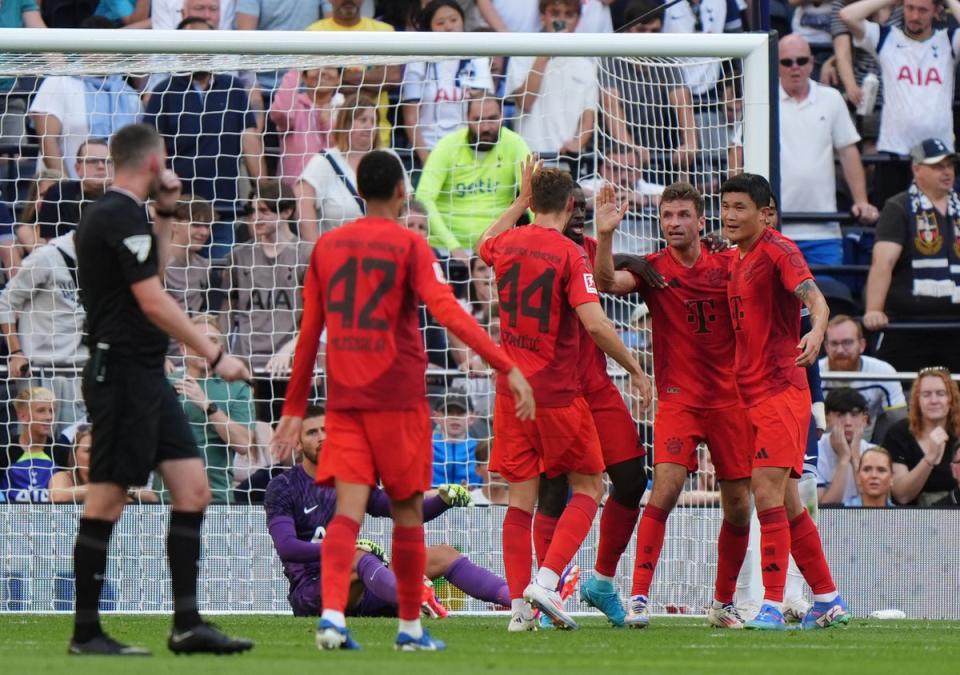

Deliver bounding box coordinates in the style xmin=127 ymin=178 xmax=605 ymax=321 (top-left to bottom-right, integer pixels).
xmin=269 ymin=67 xmax=343 ymax=185
xmin=846 ymin=446 xmax=895 ymax=508
xmin=883 ymin=367 xmax=960 ymax=505
xmin=401 ymin=0 xmax=495 ymax=165
xmin=295 ymin=93 xmax=382 ymax=240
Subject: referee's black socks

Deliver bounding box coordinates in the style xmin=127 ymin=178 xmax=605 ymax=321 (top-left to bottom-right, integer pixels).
xmin=168 ymin=510 xmax=205 ymax=631
xmin=72 ymin=517 xmax=115 ymax=643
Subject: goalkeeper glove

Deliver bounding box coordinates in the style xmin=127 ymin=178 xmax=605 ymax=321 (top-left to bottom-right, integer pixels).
xmin=437 ymin=483 xmax=472 ymax=507
xmin=356 ymin=538 xmax=390 ymax=564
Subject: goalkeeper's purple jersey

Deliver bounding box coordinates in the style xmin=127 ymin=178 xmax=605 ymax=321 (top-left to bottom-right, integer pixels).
xmin=263 ymin=465 xmax=451 ymax=594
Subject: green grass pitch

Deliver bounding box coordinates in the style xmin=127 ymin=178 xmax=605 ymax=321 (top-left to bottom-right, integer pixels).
xmin=2 ymin=615 xmax=959 ymax=675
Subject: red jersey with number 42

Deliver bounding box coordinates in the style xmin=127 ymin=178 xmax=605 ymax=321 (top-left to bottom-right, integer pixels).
xmin=578 ymin=237 xmax=615 ymax=394
xmin=283 ymin=217 xmax=514 ymax=416
xmin=727 ymin=228 xmax=813 ymax=407
xmin=629 ymin=247 xmax=739 ymax=409
xmin=479 ymin=225 xmax=600 ymax=407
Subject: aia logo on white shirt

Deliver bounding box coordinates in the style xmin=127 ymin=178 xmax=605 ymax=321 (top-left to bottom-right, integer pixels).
xmin=896 ymin=66 xmax=944 ymax=86
xmin=583 ymin=273 xmax=598 ymax=294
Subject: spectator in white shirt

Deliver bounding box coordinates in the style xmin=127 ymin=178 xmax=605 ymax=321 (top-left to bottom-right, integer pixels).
xmin=506 ymin=0 xmax=598 ymax=156
xmin=818 ymin=314 xmax=907 ymax=442
xmin=791 ymin=0 xmax=836 ymax=78
xmin=817 ymin=388 xmax=875 ymax=505
xmin=778 ymin=34 xmax=877 ymax=266
xmin=476 ymin=0 xmax=540 ymax=32
xmin=840 ymin=0 xmax=960 ymax=204
xmin=662 ymin=0 xmax=727 ymax=97
xmin=402 ymin=1 xmax=495 ymax=164
xmin=148 ymin=0 xmax=236 ymax=30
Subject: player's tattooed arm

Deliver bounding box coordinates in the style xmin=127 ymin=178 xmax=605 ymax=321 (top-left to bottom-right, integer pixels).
xmin=794 ymin=278 xmax=829 ymax=368
xmin=478 ymin=155 xmax=541 ymax=248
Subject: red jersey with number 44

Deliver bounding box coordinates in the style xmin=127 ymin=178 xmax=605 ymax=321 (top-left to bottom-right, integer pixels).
xmin=479 ymin=225 xmax=600 ymax=407
xmin=578 ymin=237 xmax=614 ymax=394
xmin=283 ymin=217 xmax=515 ymax=416
xmin=727 ymin=228 xmax=813 ymax=407
xmin=629 ymin=247 xmax=739 ymax=409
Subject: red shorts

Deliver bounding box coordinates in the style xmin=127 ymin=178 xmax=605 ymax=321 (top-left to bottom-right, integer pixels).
xmin=746 ymin=385 xmax=812 ymax=478
xmin=317 ymin=403 xmax=432 ymax=500
xmin=584 ymin=382 xmax=644 ymax=468
xmin=654 ymin=402 xmax=753 ymax=481
xmin=491 ymin=395 xmax=605 ymax=482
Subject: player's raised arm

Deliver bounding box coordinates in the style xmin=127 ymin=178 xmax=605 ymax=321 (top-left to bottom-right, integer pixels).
xmin=411 ymin=236 xmax=535 ymax=421
xmin=477 ymin=155 xmax=541 ymax=248
xmin=593 ymin=184 xmax=648 ymax=295
xmin=272 ymin=253 xmax=326 ymax=462
xmin=794 ymin=278 xmax=830 ymax=367
xmin=575 ymin=301 xmax=652 ymax=410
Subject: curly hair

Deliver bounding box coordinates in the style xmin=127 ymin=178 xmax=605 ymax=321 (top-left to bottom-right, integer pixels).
xmin=908 ymin=368 xmax=960 ymax=437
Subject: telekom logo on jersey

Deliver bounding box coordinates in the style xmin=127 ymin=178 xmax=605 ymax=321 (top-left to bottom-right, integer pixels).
xmin=896 ymin=66 xmax=944 ymax=86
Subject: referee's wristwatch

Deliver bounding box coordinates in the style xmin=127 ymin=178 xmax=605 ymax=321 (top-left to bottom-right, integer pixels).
xmin=205 ymin=402 xmax=219 ymax=417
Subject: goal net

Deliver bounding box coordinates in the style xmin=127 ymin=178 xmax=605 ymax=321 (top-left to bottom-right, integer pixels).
xmin=0 ymin=29 xmax=771 ymax=614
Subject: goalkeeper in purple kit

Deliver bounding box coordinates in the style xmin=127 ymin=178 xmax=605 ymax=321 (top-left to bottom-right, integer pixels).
xmin=265 ymin=405 xmax=511 ymax=617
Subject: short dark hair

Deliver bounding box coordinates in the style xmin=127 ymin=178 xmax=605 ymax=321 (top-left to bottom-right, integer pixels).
xmin=419 ymin=0 xmax=464 ymax=31
xmin=530 ymin=168 xmax=575 ymax=214
xmin=539 ymin=0 xmax=581 ymax=15
xmin=356 ymin=150 xmax=405 ymax=202
xmin=304 ymin=404 xmax=326 ymax=421
xmin=173 ymin=195 xmax=214 ymax=224
xmin=177 ymin=16 xmax=214 ymax=30
xmin=254 ymin=177 xmax=296 ymax=216
xmin=77 ymin=137 xmax=109 ymax=159
xmin=624 ymin=0 xmax=663 ymax=25
xmin=720 ymin=172 xmax=773 ymax=210
xmin=109 ymin=123 xmax=164 ymax=171
xmin=825 ymin=388 xmax=868 ymax=415
xmin=660 ymin=182 xmax=704 ymax=217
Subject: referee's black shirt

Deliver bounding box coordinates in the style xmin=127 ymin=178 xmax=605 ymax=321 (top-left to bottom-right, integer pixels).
xmin=76 ymin=188 xmax=169 ymax=367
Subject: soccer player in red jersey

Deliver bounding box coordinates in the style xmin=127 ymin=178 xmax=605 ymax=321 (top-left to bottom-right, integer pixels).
xmin=271 ymin=151 xmax=535 ymax=652
xmin=593 ymin=182 xmax=754 ymax=629
xmin=477 ymin=166 xmax=651 ymax=631
xmin=488 ymin=172 xmax=649 ymax=628
xmin=720 ymin=173 xmax=849 ymax=630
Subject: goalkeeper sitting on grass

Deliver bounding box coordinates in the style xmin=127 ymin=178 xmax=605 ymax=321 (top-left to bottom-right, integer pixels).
xmin=265 ymin=404 xmax=511 ymax=617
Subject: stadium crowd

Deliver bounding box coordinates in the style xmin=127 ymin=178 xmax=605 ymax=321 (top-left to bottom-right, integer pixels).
xmin=0 ymin=0 xmax=959 ymax=514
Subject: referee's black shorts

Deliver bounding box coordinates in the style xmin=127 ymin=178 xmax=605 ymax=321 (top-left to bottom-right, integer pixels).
xmin=83 ymin=358 xmax=197 ymax=486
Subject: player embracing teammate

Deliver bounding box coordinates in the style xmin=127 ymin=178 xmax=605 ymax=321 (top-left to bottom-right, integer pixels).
xmin=477 ymin=163 xmax=651 ymax=631
xmin=598 ymin=174 xmax=849 ymax=630
xmin=594 ymin=182 xmax=753 ymax=628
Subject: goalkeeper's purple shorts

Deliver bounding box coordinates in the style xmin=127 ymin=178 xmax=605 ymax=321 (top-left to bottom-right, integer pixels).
xmin=288 ymin=579 xmax=393 ymax=618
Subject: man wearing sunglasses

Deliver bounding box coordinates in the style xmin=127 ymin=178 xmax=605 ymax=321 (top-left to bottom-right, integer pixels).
xmin=778 ymin=34 xmax=876 ymax=267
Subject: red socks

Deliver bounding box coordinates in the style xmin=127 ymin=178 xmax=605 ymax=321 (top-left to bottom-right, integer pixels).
xmin=713 ymin=520 xmax=750 ymax=604
xmin=789 ymin=511 xmax=837 ymax=595
xmin=758 ymin=506 xmax=790 ymax=603
xmin=630 ymin=504 xmax=668 ymax=596
xmin=542 ymin=494 xmax=597 ymax=576
xmin=391 ymin=525 xmax=427 ymax=621
xmin=595 ymin=498 xmax=640 ymax=578
xmin=533 ymin=512 xmax=559 ymax=568
xmin=502 ymin=507 xmax=534 ymax=599
xmin=321 ymin=515 xmax=360 ymax=614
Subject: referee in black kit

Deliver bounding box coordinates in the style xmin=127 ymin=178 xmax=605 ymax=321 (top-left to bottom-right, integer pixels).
xmin=69 ymin=124 xmax=253 ymax=656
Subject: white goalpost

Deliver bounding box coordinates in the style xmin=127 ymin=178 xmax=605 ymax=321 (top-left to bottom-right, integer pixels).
xmin=0 ymin=28 xmax=772 ymax=615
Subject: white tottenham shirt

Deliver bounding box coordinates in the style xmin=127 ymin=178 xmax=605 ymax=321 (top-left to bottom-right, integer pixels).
xmin=856 ymin=22 xmax=960 ymax=155
xmin=401 ymin=58 xmax=494 ymax=150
